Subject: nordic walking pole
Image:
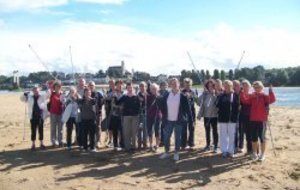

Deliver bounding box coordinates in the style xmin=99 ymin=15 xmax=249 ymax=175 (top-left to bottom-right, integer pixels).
xmin=69 ymin=46 xmax=76 ymax=85
xmin=23 ymin=101 xmax=27 ymax=141
xmin=267 ymin=119 xmax=277 ymax=157
xmin=186 ymin=51 xmax=203 ymax=84
xmin=28 ymin=44 xmax=58 ymax=80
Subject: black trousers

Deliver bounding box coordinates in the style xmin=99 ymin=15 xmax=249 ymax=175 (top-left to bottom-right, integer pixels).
xmin=66 ymin=117 xmax=76 ymax=147
xmin=30 ymin=118 xmax=44 ymax=141
xmin=110 ymin=115 xmax=123 ymax=148
xmin=160 ymin=120 xmax=166 ymax=145
xmin=82 ymin=119 xmax=96 ymax=150
xmin=204 ymin=117 xmax=218 ymax=148
xmin=181 ymin=121 xmax=195 ymax=148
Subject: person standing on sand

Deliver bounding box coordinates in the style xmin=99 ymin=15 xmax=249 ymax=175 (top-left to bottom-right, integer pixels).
xmin=21 ymin=86 xmax=48 ymax=150
xmin=88 ymin=81 xmax=104 ymax=149
xmin=117 ymin=82 xmax=140 ymax=152
xmin=181 ymin=78 xmax=196 ymax=150
xmin=137 ymin=82 xmax=148 ymax=150
xmin=76 ymin=78 xmax=86 ymax=148
xmin=240 ymin=81 xmax=276 ymax=161
xmin=197 ymin=79 xmax=219 ymax=153
xmin=239 ymin=80 xmax=253 ymax=154
xmin=158 ymin=81 xmax=168 ymax=147
xmin=146 ymin=83 xmax=162 ymax=152
xmin=62 ymin=87 xmax=79 ymax=150
xmin=104 ymin=79 xmax=115 ymax=147
xmin=110 ymin=80 xmax=124 ymax=150
xmin=233 ymin=80 xmax=243 ymax=153
xmin=49 ymin=81 xmax=64 ymax=147
xmin=158 ymin=78 xmax=193 ymax=161
xmin=216 ymin=80 xmax=240 ymax=158
xmin=78 ymin=87 xmax=97 ymax=152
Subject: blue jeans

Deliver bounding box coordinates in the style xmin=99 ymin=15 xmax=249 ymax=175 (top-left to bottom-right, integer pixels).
xmin=164 ymin=121 xmax=183 ymax=152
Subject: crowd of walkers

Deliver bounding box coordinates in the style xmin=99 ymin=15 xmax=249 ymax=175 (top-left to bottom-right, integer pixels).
xmin=21 ymin=77 xmax=276 ymax=162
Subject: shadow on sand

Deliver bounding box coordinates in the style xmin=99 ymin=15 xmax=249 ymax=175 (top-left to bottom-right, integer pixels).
xmin=0 ymin=146 xmax=251 ymax=188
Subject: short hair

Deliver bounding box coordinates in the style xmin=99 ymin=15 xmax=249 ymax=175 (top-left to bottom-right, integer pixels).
xmin=88 ymin=81 xmax=96 ymax=86
xmin=184 ymin=78 xmax=193 ymax=86
xmin=160 ymin=81 xmax=167 ymax=87
xmin=205 ymin=79 xmax=215 ymax=89
xmin=253 ymin=81 xmax=264 ymax=89
xmin=223 ymin=80 xmax=233 ymax=87
xmin=69 ymin=86 xmax=77 ymax=93
xmin=215 ymin=79 xmax=223 ymax=85
xmin=242 ymin=80 xmax=251 ymax=87
xmin=139 ymin=81 xmax=146 ymax=87
xmin=170 ymin=78 xmax=179 ymax=84
xmin=115 ymin=79 xmax=123 ymax=85
xmin=150 ymin=83 xmax=159 ymax=91
xmin=233 ymin=80 xmax=240 ymax=86
xmin=53 ymin=80 xmax=62 ymax=88
xmin=126 ymin=82 xmax=132 ymax=88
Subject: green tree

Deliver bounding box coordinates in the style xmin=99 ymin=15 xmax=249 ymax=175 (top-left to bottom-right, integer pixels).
xmin=220 ymin=70 xmax=226 ymax=80
xmin=228 ymin=69 xmax=234 ymax=80
xmin=213 ymin=69 xmax=220 ymax=79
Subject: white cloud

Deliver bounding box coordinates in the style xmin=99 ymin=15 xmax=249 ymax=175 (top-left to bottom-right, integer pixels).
xmin=75 ymin=0 xmax=127 ymax=5
xmin=0 ymin=0 xmax=68 ymax=12
xmin=0 ymin=0 xmax=127 ymax=12
xmin=1 ymin=22 xmax=299 ymax=76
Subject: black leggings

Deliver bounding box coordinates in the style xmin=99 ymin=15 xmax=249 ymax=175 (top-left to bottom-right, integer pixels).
xmin=250 ymin=121 xmax=267 ymax=143
xmin=66 ymin=117 xmax=76 ymax=147
xmin=30 ymin=118 xmax=44 ymax=141
xmin=82 ymin=119 xmax=96 ymax=150
xmin=110 ymin=115 xmax=123 ymax=148
xmin=204 ymin=117 xmax=218 ymax=148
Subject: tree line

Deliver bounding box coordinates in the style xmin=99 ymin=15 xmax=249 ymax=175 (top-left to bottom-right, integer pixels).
xmin=0 ymin=65 xmax=300 ymax=90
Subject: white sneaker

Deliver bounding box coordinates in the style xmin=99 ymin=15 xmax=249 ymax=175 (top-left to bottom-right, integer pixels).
xmin=250 ymin=153 xmax=258 ymax=160
xmin=90 ymin=148 xmax=98 ymax=153
xmin=258 ymin=154 xmax=265 ymax=161
xmin=173 ymin=153 xmax=180 ymax=161
xmin=159 ymin=153 xmax=170 ymax=159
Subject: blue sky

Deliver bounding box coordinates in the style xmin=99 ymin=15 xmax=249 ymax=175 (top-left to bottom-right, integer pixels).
xmin=0 ymin=0 xmax=300 ymax=75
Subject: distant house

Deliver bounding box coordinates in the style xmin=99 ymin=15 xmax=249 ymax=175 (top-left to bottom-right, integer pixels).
xmin=107 ymin=61 xmax=132 ymax=80
xmin=107 ymin=61 xmax=126 ymax=77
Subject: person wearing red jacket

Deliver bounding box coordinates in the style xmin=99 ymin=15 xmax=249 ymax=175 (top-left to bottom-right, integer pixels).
xmin=240 ymin=81 xmax=276 ymax=161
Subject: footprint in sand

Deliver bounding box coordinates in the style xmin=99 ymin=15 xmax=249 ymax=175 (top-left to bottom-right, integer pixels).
xmin=17 ymin=178 xmax=29 ymax=184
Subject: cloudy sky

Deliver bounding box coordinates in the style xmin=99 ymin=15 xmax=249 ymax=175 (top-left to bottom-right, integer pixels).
xmin=0 ymin=0 xmax=300 ymax=76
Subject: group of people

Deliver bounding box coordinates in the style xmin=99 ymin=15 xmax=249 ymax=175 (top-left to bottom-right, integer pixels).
xmin=21 ymin=77 xmax=276 ymax=162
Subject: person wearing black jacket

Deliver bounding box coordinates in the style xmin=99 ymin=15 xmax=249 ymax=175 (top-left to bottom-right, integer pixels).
xmin=158 ymin=78 xmax=193 ymax=161
xmin=78 ymin=87 xmax=97 ymax=152
xmin=88 ymin=81 xmax=104 ymax=148
xmin=181 ymin=78 xmax=196 ymax=150
xmin=216 ymin=80 xmax=240 ymax=158
xmin=118 ymin=82 xmax=140 ymax=152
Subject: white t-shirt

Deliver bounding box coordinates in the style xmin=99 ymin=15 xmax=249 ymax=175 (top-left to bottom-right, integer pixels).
xmin=167 ymin=92 xmax=180 ymax=121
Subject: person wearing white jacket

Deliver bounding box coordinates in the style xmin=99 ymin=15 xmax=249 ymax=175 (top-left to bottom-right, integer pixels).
xmin=21 ymin=86 xmax=49 ymax=150
xmin=61 ymin=87 xmax=79 ymax=150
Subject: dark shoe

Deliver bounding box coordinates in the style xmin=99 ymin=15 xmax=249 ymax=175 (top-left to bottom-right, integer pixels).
xmin=40 ymin=144 xmax=46 ymax=150
xmin=59 ymin=143 xmax=64 ymax=148
xmin=204 ymin=146 xmax=210 ymax=151
xmin=31 ymin=145 xmax=35 ymax=151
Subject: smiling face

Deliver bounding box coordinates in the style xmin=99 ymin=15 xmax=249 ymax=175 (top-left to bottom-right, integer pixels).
xmin=84 ymin=88 xmax=91 ymax=98
xmin=170 ymin=79 xmax=179 ymax=92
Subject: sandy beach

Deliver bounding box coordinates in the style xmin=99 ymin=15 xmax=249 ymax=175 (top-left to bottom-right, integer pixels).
xmin=0 ymin=94 xmax=299 ymax=190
